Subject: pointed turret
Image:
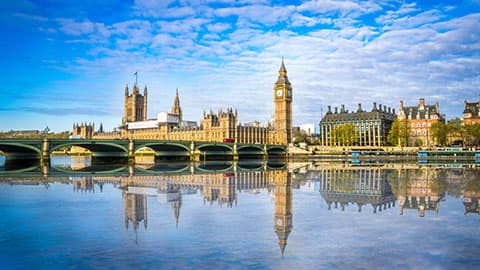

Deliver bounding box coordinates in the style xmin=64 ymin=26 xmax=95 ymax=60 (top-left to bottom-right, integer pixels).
xmin=279 ymin=57 xmax=287 ymax=75
xmin=171 ymin=88 xmax=183 ymax=122
xmin=133 ymin=84 xmax=139 ymax=95
xmin=276 ymin=58 xmax=290 ymax=85
xmin=125 ymin=84 xmax=129 ymax=96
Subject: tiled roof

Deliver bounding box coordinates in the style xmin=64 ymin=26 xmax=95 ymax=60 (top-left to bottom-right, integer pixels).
xmin=464 ymin=100 xmax=480 ymax=116
xmin=401 ymin=104 xmax=439 ymax=120
xmin=321 ymin=103 xmax=396 ymax=122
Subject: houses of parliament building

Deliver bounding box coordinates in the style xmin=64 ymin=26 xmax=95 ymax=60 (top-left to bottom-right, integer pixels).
xmin=75 ymin=60 xmax=293 ymax=145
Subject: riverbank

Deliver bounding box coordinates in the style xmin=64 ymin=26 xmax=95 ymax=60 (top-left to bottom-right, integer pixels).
xmin=289 ymin=145 xmax=480 ymax=162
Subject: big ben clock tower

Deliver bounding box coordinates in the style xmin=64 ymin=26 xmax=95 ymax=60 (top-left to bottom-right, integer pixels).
xmin=274 ymin=58 xmax=293 ymax=144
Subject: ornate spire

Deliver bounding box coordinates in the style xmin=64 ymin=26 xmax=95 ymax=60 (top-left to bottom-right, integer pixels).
xmin=276 ymin=58 xmax=290 ymax=85
xmin=279 ymin=57 xmax=287 ymax=74
xmin=171 ymin=88 xmax=183 ymax=122
xmin=125 ymin=84 xmax=129 ymax=96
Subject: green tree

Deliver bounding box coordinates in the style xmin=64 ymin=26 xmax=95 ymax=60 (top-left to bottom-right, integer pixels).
xmin=430 ymin=121 xmax=448 ymax=146
xmin=387 ymin=119 xmax=411 ymax=146
xmin=446 ymin=118 xmax=464 ymax=145
xmin=463 ymin=122 xmax=480 ymax=147
xmin=294 ymin=130 xmax=308 ymax=144
xmin=331 ymin=123 xmax=356 ymax=146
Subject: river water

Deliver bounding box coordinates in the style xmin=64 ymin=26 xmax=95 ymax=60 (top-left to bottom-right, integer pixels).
xmin=0 ymin=156 xmax=479 ymax=269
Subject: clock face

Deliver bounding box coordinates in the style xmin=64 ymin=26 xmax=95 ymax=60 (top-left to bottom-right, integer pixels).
xmin=276 ymin=90 xmax=283 ymax=97
xmin=276 ymin=218 xmax=282 ymax=226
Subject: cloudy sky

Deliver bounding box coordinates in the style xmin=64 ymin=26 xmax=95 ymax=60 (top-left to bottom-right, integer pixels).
xmin=1 ymin=0 xmax=479 ymax=132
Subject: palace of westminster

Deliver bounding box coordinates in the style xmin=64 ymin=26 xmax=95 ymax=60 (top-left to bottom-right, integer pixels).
xmin=73 ymin=60 xmax=293 ymax=145
xmin=71 ymin=58 xmax=480 ymax=147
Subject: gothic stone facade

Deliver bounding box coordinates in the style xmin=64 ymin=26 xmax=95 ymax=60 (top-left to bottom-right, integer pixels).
xmin=320 ymin=102 xmax=396 ymax=147
xmin=398 ymin=98 xmax=445 ymax=146
xmin=123 ymin=84 xmax=148 ymax=124
xmin=89 ymin=61 xmax=293 ymax=145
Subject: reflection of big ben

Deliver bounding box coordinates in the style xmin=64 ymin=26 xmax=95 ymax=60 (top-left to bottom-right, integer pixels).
xmin=274 ymin=171 xmax=293 ymax=256
xmin=274 ymin=59 xmax=293 ymax=144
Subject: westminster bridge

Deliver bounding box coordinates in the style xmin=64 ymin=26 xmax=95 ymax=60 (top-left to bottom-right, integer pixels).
xmin=0 ymin=138 xmax=287 ymax=163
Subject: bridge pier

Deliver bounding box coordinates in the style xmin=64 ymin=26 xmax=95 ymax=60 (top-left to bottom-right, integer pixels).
xmin=190 ymin=141 xmax=197 ymax=161
xmin=41 ymin=139 xmax=50 ymax=163
xmin=233 ymin=143 xmax=238 ymax=161
xmin=263 ymin=144 xmax=268 ymax=160
xmin=128 ymin=139 xmax=135 ymax=164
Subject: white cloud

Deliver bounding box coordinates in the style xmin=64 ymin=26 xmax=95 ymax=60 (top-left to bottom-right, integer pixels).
xmin=215 ymin=5 xmax=295 ymax=25
xmin=298 ymin=0 xmax=382 ymax=17
xmin=31 ymin=1 xmax=480 ymax=129
xmin=206 ymin=22 xmax=231 ymax=32
xmin=290 ymin=13 xmax=333 ymax=27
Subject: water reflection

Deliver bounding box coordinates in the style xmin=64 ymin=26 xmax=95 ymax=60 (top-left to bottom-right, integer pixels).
xmin=395 ymin=168 xmax=444 ymax=217
xmin=64 ymin=164 xmax=294 ymax=255
xmin=1 ymin=160 xmax=480 ymax=268
xmin=318 ymin=167 xmax=395 ymax=213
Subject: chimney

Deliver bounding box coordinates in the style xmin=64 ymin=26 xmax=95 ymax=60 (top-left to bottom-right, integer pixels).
xmin=393 ymin=108 xmax=396 ymax=115
xmin=383 ymin=105 xmax=387 ymax=112
xmin=400 ymin=100 xmax=404 ymax=110
xmin=341 ymin=104 xmax=345 ymax=113
xmin=388 ymin=107 xmax=391 ymax=114
xmin=373 ymin=102 xmax=377 ymax=111
xmin=327 ymin=105 xmax=332 ymax=113
xmin=334 ymin=107 xmax=338 ymax=114
xmin=358 ymin=103 xmax=362 ymax=112
xmin=419 ymin=98 xmax=425 ymax=110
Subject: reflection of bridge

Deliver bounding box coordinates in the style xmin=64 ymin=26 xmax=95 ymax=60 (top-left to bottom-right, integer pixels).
xmin=0 ymin=161 xmax=287 ymax=178
xmin=0 ymin=138 xmax=286 ymax=163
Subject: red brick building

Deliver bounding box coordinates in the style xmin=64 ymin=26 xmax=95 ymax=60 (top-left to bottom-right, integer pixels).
xmin=398 ymin=98 xmax=445 ymax=146
xmin=463 ymin=98 xmax=480 ymax=125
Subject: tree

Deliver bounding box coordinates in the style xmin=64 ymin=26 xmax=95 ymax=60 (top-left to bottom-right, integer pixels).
xmin=387 ymin=119 xmax=411 ymax=146
xmin=294 ymin=130 xmax=308 ymax=144
xmin=430 ymin=121 xmax=448 ymax=146
xmin=463 ymin=122 xmax=480 ymax=147
xmin=331 ymin=123 xmax=356 ymax=146
xmin=447 ymin=118 xmax=464 ymax=146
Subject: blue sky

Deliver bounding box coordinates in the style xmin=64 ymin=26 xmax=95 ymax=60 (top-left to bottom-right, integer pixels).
xmin=1 ymin=0 xmax=479 ymax=132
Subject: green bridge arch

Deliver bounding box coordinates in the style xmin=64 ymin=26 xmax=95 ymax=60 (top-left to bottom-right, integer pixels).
xmin=0 ymin=141 xmax=42 ymax=160
xmin=49 ymin=141 xmax=129 ymax=157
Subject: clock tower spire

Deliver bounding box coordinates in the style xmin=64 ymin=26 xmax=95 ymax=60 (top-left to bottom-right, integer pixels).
xmin=273 ymin=58 xmax=293 ymax=144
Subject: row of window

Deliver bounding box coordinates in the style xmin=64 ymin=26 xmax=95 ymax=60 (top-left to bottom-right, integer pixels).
xmin=413 ymin=130 xmax=428 ymax=136
xmin=407 ymin=114 xmax=439 ymax=120
xmin=412 ymin=122 xmax=431 ymax=128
